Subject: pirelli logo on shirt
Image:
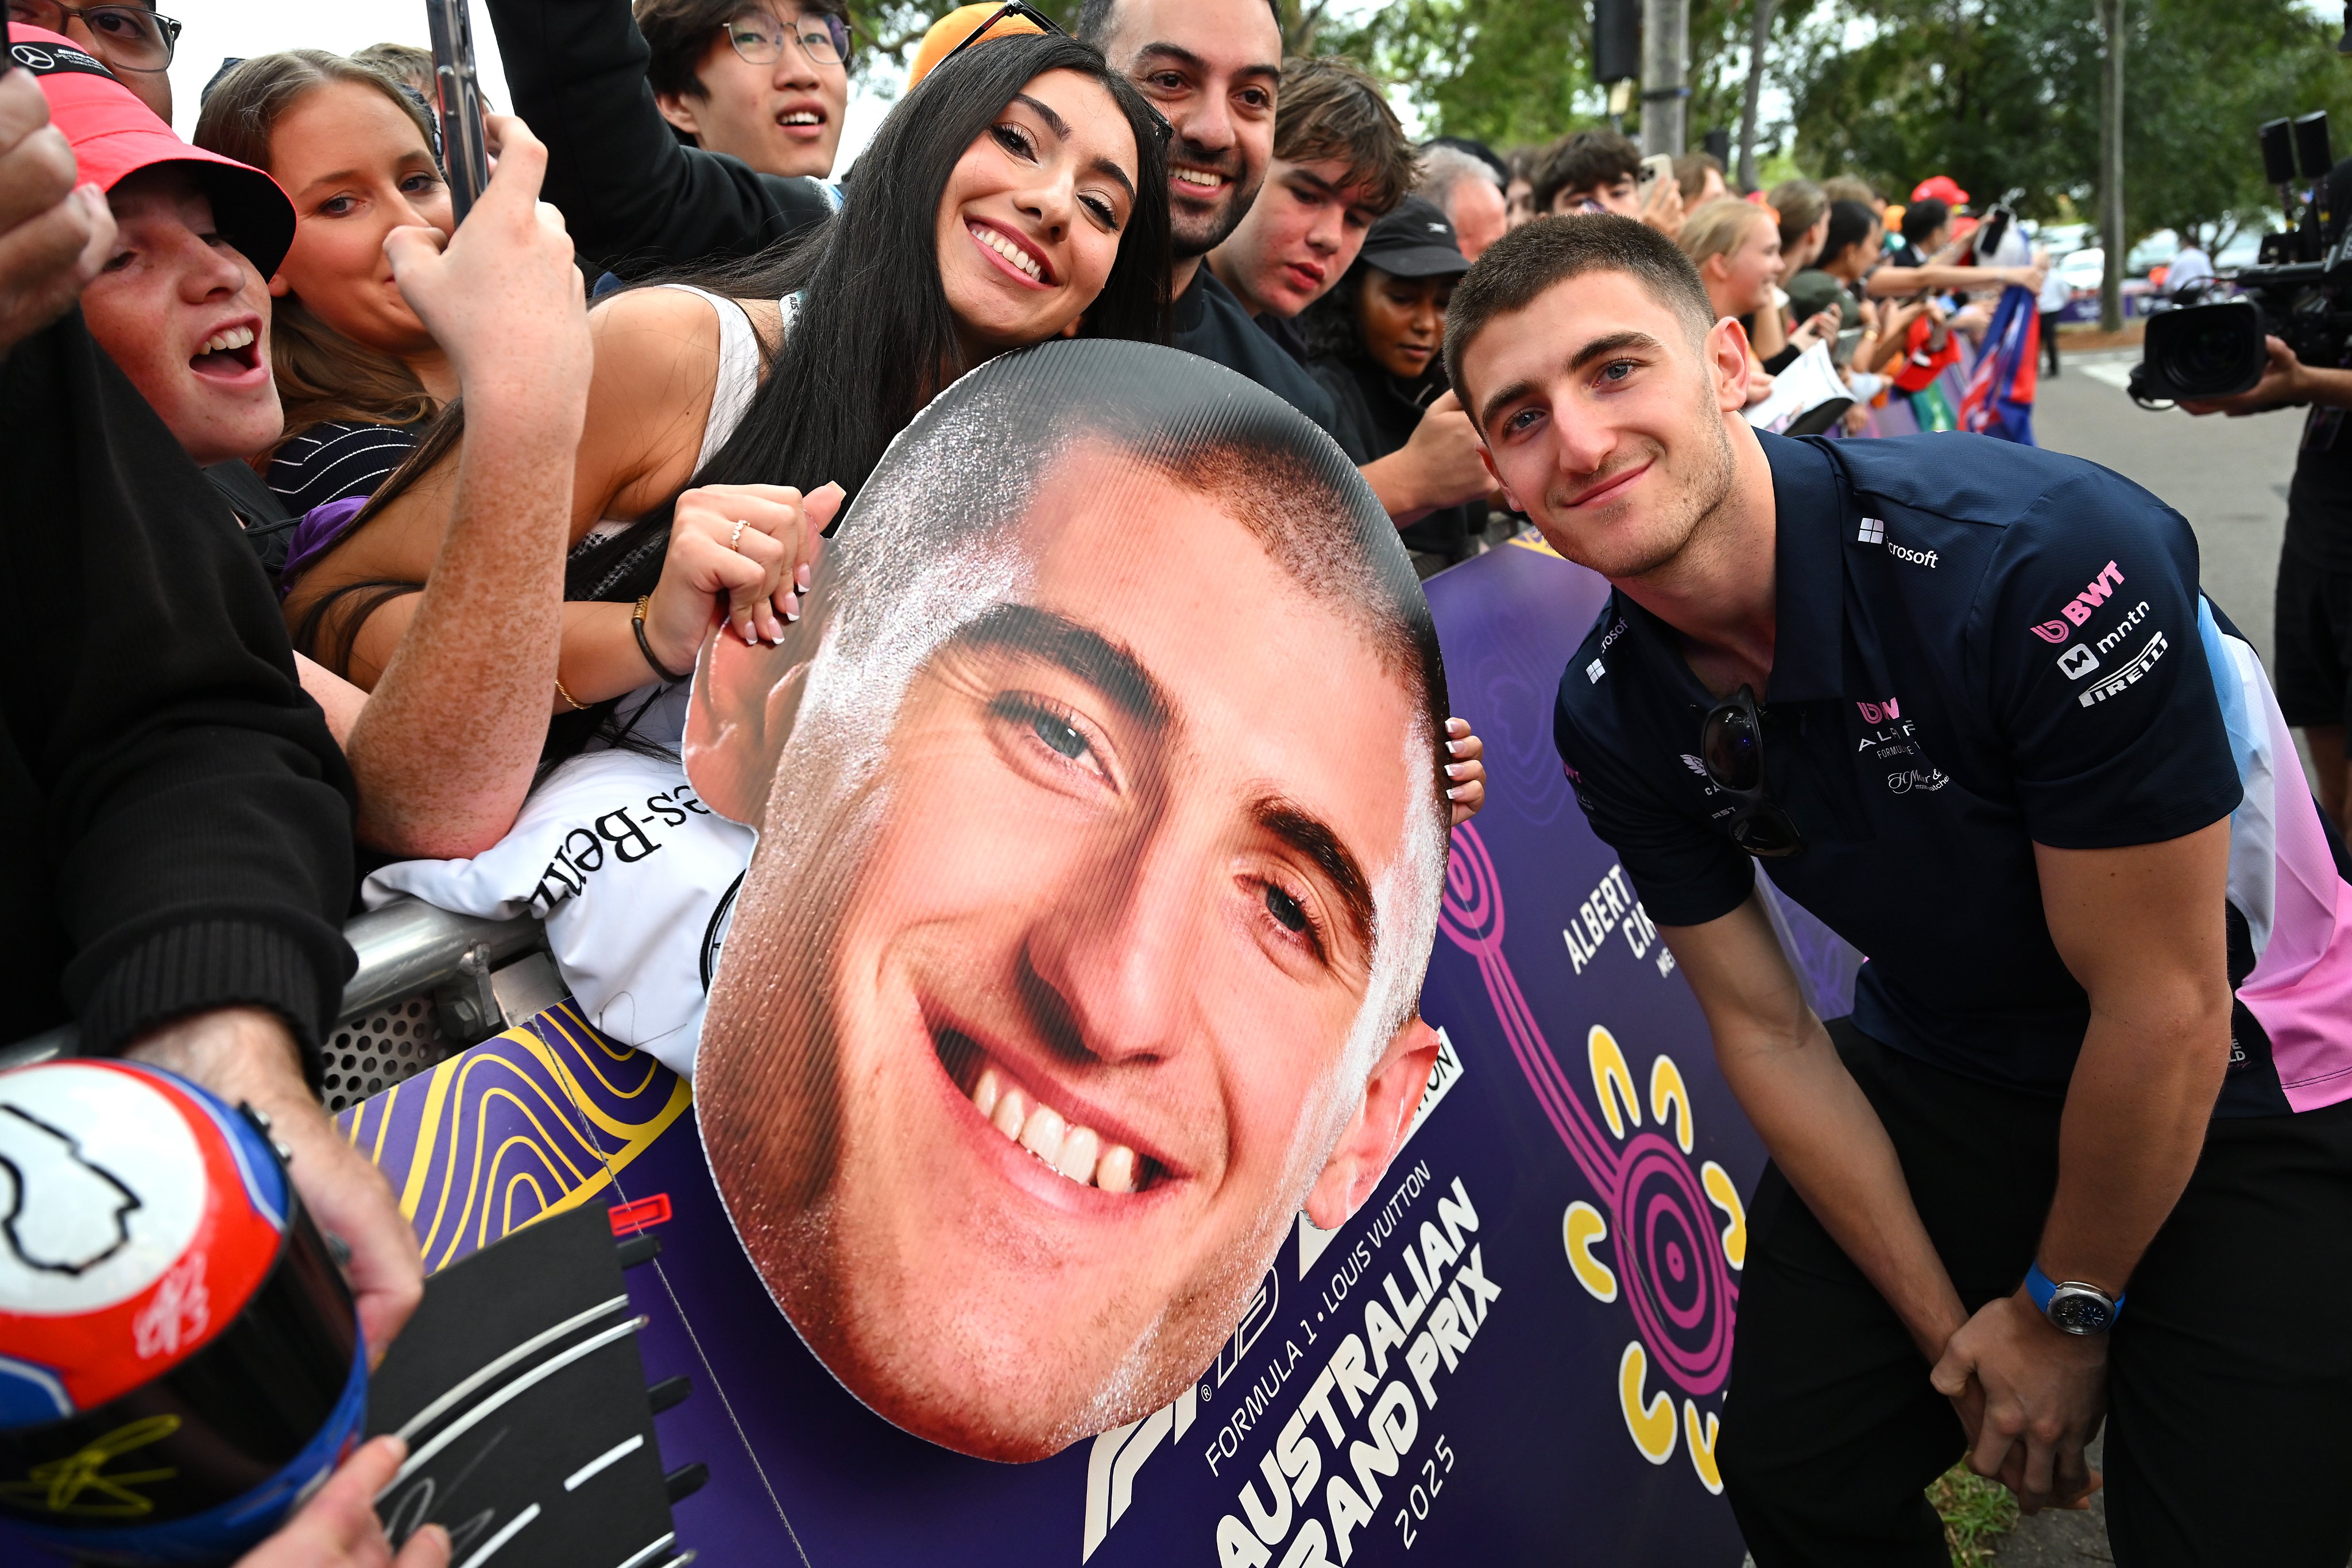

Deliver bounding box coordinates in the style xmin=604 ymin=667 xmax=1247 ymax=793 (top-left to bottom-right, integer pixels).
xmin=2079 ymin=630 xmax=2168 ymax=706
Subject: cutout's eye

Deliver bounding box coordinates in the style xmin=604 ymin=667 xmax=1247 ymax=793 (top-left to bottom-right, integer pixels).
xmin=1265 ymin=884 xmax=1309 ymax=933
xmin=1031 ymin=710 xmax=1088 ymax=760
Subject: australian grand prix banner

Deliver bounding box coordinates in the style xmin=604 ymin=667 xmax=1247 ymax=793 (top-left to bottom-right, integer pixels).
xmin=344 ymin=343 xmax=1855 ymax=1565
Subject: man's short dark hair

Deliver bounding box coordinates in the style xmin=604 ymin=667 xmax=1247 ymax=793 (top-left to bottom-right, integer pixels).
xmin=1077 ymin=0 xmax=1283 ymax=51
xmin=1443 ymin=215 xmax=1716 ymax=424
xmin=1531 ymin=129 xmax=1640 ymax=216
xmin=1900 ymin=197 xmax=1949 ymax=247
xmin=1272 ymin=57 xmax=1416 ymax=214
xmin=635 ymin=0 xmax=850 ymax=103
xmin=1823 ymin=198 xmax=1879 ymax=268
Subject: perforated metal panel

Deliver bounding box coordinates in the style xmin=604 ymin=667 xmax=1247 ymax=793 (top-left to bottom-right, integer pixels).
xmin=320 ymin=994 xmax=453 ymax=1113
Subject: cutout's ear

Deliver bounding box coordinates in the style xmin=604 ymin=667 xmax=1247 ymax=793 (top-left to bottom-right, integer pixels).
xmin=1058 ymin=315 xmax=1085 ymax=340
xmin=684 ymin=619 xmax=816 ymax=826
xmin=654 ymin=91 xmax=701 ymax=138
xmin=1303 ymin=1015 xmax=1443 ymax=1231
xmin=268 ymin=272 xmax=290 ymax=299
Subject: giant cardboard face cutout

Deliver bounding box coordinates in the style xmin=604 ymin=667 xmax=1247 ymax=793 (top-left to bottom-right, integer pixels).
xmin=683 ymin=341 xmax=1452 ymax=1462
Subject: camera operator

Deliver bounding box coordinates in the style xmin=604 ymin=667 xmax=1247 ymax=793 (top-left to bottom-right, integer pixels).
xmin=2179 ymin=158 xmax=2352 ymax=831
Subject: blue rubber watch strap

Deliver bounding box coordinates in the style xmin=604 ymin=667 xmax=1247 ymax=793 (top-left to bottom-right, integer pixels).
xmin=2025 ymin=1262 xmax=2124 ymax=1317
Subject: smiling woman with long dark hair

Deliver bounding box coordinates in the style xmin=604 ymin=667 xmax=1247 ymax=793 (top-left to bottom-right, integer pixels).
xmin=284 ymin=29 xmax=1170 ymax=804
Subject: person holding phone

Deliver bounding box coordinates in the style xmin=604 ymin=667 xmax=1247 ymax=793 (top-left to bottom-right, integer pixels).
xmin=1302 ymin=196 xmax=1485 ymax=576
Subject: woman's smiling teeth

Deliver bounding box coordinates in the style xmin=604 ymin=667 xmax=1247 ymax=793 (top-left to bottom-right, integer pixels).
xmin=971 ymin=1066 xmax=1139 ymax=1192
xmin=971 ymin=222 xmax=1046 ymax=282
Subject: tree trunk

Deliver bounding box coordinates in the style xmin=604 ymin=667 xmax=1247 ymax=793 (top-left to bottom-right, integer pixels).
xmin=1737 ymin=0 xmax=1776 ymax=192
xmin=2098 ymin=0 xmax=2127 ymax=334
xmin=1642 ymin=0 xmax=1690 ymax=157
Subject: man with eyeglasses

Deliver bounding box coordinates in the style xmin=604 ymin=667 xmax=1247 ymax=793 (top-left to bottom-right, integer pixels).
xmin=482 ymin=0 xmax=842 ymax=278
xmin=637 ymin=0 xmax=846 ymax=179
xmin=1446 ymin=214 xmax=2352 ymax=1565
xmin=5 ymin=0 xmax=176 ymax=120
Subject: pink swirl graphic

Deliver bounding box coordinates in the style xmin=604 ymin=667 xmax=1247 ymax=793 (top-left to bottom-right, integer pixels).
xmin=1440 ymin=823 xmax=1735 ymax=1395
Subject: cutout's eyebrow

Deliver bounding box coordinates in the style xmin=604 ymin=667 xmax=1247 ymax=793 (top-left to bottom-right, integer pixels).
xmin=1254 ymin=797 xmax=1376 ymax=961
xmin=951 ymin=603 xmax=1170 ymax=730
xmin=1011 ymin=93 xmax=1135 ymax=199
xmin=1476 ymin=330 xmax=1666 ymax=431
xmin=1132 ymin=42 xmax=1281 ymax=84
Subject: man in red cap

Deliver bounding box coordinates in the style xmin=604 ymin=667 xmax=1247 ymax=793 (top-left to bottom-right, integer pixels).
xmin=11 ymin=28 xmax=292 ymax=482
xmin=1911 ymin=173 xmax=1970 ymax=209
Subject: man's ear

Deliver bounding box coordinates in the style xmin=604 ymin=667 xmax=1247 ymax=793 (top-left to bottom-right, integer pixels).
xmin=1304 ymin=1016 xmax=1443 ymax=1231
xmin=1705 ymin=316 xmax=1750 ymax=413
xmin=683 ymin=621 xmax=815 ymax=826
xmin=654 ymin=91 xmax=702 ymax=139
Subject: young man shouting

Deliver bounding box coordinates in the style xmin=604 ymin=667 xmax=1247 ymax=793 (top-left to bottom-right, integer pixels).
xmin=1446 ymin=215 xmax=2352 ymax=1565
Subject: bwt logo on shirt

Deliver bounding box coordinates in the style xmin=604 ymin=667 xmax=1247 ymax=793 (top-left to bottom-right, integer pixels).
xmin=1856 ymin=697 xmax=1901 ymax=725
xmin=2030 ymin=560 xmax=2126 ymax=643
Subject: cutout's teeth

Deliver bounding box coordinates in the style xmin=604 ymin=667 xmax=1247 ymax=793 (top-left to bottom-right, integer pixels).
xmin=972 ymin=1066 xmax=1001 ymax=1121
xmin=1018 ymin=1102 xmax=1066 ymax=1166
xmin=1095 ymin=1144 xmax=1137 ymax=1194
xmin=1055 ymin=1124 xmax=1100 ymax=1185
xmin=991 ymin=1084 xmax=1029 ymax=1142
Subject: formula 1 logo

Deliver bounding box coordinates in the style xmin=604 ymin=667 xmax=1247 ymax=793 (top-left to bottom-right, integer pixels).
xmin=2057 ymin=645 xmax=2100 ymax=680
xmin=2032 ymin=560 xmax=2126 ymax=644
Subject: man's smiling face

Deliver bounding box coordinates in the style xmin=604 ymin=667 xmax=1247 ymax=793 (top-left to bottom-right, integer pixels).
xmin=1096 ymin=0 xmax=1282 ymax=260
xmin=694 ymin=443 xmax=1426 ymax=1461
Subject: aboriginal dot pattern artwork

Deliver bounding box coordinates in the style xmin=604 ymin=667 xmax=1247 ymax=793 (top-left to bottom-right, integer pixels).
xmin=1439 ymin=821 xmax=1745 ymax=1493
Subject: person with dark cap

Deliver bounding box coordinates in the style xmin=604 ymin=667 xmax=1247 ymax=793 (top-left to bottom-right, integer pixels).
xmin=1303 ymin=195 xmax=1488 ymax=576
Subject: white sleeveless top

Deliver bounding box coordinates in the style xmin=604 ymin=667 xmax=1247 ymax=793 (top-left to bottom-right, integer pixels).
xmin=581 ymin=283 xmax=785 ymax=748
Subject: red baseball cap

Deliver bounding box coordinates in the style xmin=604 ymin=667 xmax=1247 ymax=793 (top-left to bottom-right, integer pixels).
xmin=1910 ymin=174 xmax=1969 ymax=209
xmin=10 ymin=28 xmax=294 ymax=275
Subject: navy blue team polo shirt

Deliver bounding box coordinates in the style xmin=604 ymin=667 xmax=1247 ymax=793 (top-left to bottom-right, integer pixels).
xmin=1553 ymin=432 xmax=2256 ymax=1107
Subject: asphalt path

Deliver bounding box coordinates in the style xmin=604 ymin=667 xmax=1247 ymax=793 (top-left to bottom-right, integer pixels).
xmin=2035 ymin=346 xmax=2320 ymax=792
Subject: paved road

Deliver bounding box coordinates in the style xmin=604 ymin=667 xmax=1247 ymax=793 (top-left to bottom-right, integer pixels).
xmin=2034 ymin=346 xmax=2318 ymax=789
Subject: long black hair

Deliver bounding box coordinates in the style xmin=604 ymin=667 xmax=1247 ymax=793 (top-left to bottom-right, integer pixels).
xmin=567 ymin=31 xmax=1172 ymax=607
xmin=304 ymin=31 xmax=1170 ymax=764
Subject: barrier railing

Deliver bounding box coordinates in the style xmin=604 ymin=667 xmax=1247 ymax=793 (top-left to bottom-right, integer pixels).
xmin=0 ymin=899 xmax=558 ymax=1111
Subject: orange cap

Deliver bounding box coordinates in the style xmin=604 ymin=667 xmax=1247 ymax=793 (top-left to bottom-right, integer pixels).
xmin=907 ymin=4 xmax=1048 ymax=90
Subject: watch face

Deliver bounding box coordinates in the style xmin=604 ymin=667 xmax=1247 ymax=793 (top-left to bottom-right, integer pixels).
xmin=2047 ymin=1287 xmax=2114 ymax=1334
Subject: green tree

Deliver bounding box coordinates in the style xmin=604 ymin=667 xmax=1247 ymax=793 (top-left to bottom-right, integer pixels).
xmin=1784 ymin=0 xmax=2352 ymax=245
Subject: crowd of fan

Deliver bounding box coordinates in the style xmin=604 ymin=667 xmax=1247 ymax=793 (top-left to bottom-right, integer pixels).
xmin=0 ymin=1 xmax=2061 ymax=1561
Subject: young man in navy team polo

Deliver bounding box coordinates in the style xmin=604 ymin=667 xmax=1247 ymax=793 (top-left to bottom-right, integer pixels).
xmin=1445 ymin=215 xmax=2352 ymax=1565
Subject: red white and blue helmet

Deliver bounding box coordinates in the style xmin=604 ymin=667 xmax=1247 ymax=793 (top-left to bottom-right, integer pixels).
xmin=0 ymin=1060 xmax=363 ymax=1563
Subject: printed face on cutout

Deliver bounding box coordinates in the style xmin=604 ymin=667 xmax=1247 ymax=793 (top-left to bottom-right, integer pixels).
xmin=687 ymin=431 xmax=1441 ymax=1463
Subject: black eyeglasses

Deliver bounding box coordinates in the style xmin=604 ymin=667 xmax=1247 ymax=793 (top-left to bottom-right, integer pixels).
xmin=719 ymin=6 xmax=850 ymax=68
xmin=7 ymin=1 xmax=178 ymax=72
xmin=1699 ymin=684 xmax=1806 ymax=858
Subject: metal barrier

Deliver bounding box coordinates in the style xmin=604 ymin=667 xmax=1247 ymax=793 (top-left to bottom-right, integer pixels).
xmin=0 ymin=898 xmax=559 ymax=1112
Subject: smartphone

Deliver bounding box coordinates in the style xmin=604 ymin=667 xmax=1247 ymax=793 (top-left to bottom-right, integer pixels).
xmin=1834 ymin=326 xmax=1864 ymax=367
xmin=1638 ymin=153 xmax=1675 ymax=192
xmin=425 ymin=0 xmax=490 ymax=224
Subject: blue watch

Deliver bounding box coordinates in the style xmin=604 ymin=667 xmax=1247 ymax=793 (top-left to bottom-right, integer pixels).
xmin=2025 ymin=1262 xmax=2123 ymax=1335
